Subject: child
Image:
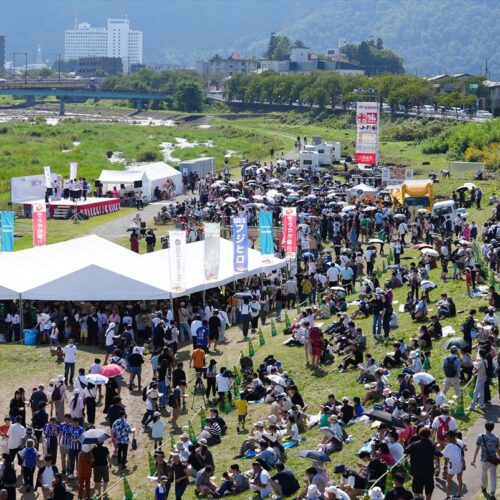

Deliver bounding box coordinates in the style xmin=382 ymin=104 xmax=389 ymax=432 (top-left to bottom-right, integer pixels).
xmin=155 ymin=475 xmax=169 ymax=500
xmin=353 ymin=397 xmax=365 ymax=417
xmin=55 ymin=344 xmax=64 ymax=363
xmin=151 ymin=412 xmax=164 ymax=450
xmin=235 ymin=395 xmax=248 ymax=433
xmin=287 ymin=415 xmax=300 ymax=442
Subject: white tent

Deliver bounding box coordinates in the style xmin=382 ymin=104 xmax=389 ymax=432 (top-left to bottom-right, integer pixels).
xmin=141 ymin=238 xmax=286 ymax=298
xmin=98 ymin=170 xmax=146 ymax=193
xmin=129 ymin=162 xmax=182 ymax=198
xmin=347 ymin=183 xmax=379 ymax=195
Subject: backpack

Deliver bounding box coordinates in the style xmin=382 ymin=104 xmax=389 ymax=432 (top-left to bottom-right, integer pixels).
xmin=24 ymin=447 xmax=37 ymax=468
xmin=142 ymin=386 xmax=148 ymax=402
xmin=164 ymin=328 xmax=172 ymax=341
xmin=437 ymin=415 xmax=450 ymax=442
xmin=52 ymin=385 xmax=62 ymax=401
xmin=444 ymin=356 xmax=458 ymax=378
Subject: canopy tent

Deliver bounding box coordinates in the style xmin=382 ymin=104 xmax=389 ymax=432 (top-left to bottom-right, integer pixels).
xmin=98 ymin=169 xmax=146 ymax=194
xmin=141 ymin=238 xmax=287 ymax=298
xmin=347 ymin=183 xmax=378 ymax=195
xmin=129 ymin=162 xmax=182 ymax=198
xmin=0 ymin=235 xmax=286 ymax=301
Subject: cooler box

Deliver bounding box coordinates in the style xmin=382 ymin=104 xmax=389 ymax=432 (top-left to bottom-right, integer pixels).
xmin=24 ymin=329 xmax=38 ymax=345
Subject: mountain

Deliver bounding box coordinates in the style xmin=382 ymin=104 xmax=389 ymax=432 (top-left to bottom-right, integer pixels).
xmin=1 ymin=0 xmax=499 ymax=78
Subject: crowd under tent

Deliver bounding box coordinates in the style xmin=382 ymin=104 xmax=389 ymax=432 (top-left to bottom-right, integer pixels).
xmin=177 ymin=157 xmax=215 ymax=179
xmin=128 ymin=162 xmax=183 ymax=198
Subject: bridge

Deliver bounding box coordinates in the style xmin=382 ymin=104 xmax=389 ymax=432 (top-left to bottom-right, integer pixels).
xmin=0 ymin=80 xmax=172 ymax=115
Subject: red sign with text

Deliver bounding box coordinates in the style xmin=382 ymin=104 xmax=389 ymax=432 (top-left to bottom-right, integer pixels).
xmin=32 ymin=203 xmax=47 ymax=246
xmin=355 ymin=153 xmax=377 ymax=165
xmin=281 ymin=207 xmax=297 ymax=259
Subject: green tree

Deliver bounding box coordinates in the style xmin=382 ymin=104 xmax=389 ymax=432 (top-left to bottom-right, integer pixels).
xmin=294 ymin=39 xmax=306 ymax=48
xmin=265 ymin=32 xmax=278 ymax=58
xmin=272 ymin=36 xmax=292 ymax=60
xmin=173 ymin=81 xmax=204 ymax=112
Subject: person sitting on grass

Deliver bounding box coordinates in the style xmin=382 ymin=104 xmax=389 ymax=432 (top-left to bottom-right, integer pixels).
xmin=412 ymin=296 xmax=428 ymax=322
xmin=216 ymin=463 xmax=249 ymax=496
xmin=361 ymin=369 xmax=386 ymax=406
xmin=195 ymin=465 xmax=219 ymax=497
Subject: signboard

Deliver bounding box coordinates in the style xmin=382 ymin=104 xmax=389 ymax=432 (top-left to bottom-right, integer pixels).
xmin=32 ymin=202 xmax=47 ymax=247
xmin=355 ymin=102 xmax=380 ymax=165
xmin=168 ymin=230 xmax=186 ymax=292
xmin=70 ymin=162 xmax=78 ymax=180
xmin=281 ymin=207 xmax=297 ymax=259
xmin=43 ymin=166 xmax=52 ymax=189
xmin=10 ymin=174 xmax=58 ymax=204
xmin=258 ymin=211 xmax=274 ymax=263
xmin=232 ymin=216 xmax=249 ymax=272
xmin=381 ymin=167 xmax=414 ymax=185
xmin=203 ymin=222 xmax=220 ymax=280
xmin=1 ymin=212 xmax=15 ymax=252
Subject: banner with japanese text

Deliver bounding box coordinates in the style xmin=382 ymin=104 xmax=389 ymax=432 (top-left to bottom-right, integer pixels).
xmin=203 ymin=222 xmax=220 ymax=280
xmin=232 ymin=216 xmax=248 ymax=272
xmin=168 ymin=230 xmax=186 ymax=292
xmin=43 ymin=166 xmax=52 ymax=189
xmin=355 ymin=101 xmax=379 ymax=165
xmin=70 ymin=162 xmax=78 ymax=180
xmin=1 ymin=211 xmax=15 ymax=252
xmin=32 ymin=202 xmax=47 ymax=247
xmin=258 ymin=211 xmax=274 ymax=263
xmin=281 ymin=207 xmax=297 ymax=259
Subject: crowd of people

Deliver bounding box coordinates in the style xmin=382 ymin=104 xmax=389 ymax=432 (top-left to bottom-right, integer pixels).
xmin=0 ymin=157 xmax=500 ymax=500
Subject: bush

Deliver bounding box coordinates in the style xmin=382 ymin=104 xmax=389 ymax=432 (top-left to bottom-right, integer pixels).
xmin=136 ymin=149 xmax=161 ymax=162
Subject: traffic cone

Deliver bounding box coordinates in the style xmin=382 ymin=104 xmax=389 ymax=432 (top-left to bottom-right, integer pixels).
xmin=170 ymin=434 xmax=175 ymax=450
xmin=385 ymin=467 xmax=394 ymax=493
xmin=422 ymin=355 xmax=431 ymax=372
xmin=223 ymin=393 xmax=232 ymax=413
xmin=454 ymin=390 xmax=465 ymax=416
xmin=148 ymin=451 xmax=156 ymax=475
xmin=188 ymin=419 xmax=197 ymax=443
xmin=271 ymin=319 xmax=278 ymax=337
xmin=283 ymin=311 xmax=291 ymax=332
xmin=258 ymin=328 xmax=266 ymax=346
xmin=199 ymin=407 xmax=206 ymax=430
xmin=123 ymin=476 xmax=134 ymax=500
xmin=233 ymin=365 xmax=242 ymax=386
xmin=248 ymin=340 xmax=255 ymax=357
xmin=233 ymin=383 xmax=240 ymax=399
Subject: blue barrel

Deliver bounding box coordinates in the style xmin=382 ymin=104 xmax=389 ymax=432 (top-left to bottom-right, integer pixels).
xmin=24 ymin=329 xmax=38 ymax=345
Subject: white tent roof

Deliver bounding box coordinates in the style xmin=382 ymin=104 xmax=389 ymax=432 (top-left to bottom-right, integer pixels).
xmin=347 ymin=183 xmax=378 ymax=195
xmin=141 ymin=238 xmax=286 ymax=298
xmin=98 ymin=170 xmax=145 ymax=184
xmin=0 ymin=235 xmax=286 ymax=300
xmin=129 ymin=162 xmax=181 ymax=181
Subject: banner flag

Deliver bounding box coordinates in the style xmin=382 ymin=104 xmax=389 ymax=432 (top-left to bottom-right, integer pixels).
xmin=43 ymin=166 xmax=52 ymax=189
xmin=232 ymin=216 xmax=248 ymax=272
xmin=281 ymin=207 xmax=297 ymax=259
xmin=203 ymin=222 xmax=220 ymax=280
xmin=32 ymin=202 xmax=47 ymax=247
xmin=355 ymin=101 xmax=380 ymax=165
xmin=258 ymin=211 xmax=274 ymax=262
xmin=1 ymin=211 xmax=15 ymax=252
xmin=168 ymin=230 xmax=186 ymax=292
xmin=70 ymin=162 xmax=78 ymax=180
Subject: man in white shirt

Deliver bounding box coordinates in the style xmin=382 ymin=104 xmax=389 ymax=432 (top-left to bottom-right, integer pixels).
xmin=397 ymin=221 xmax=408 ymax=245
xmin=216 ymin=369 xmax=232 ymax=403
xmin=484 ymin=307 xmax=499 ymax=327
xmin=63 ymin=339 xmax=77 ymax=386
xmin=7 ymin=416 xmax=25 ymax=459
xmin=249 ymin=462 xmax=272 ymax=498
xmin=190 ymin=315 xmax=202 ymax=350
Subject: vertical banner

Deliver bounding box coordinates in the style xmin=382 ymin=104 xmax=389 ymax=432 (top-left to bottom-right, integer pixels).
xmin=169 ymin=230 xmax=186 ymax=292
xmin=43 ymin=166 xmax=52 ymax=188
xmin=258 ymin=211 xmax=274 ymax=263
xmin=1 ymin=211 xmax=15 ymax=252
xmin=70 ymin=162 xmax=78 ymax=180
xmin=232 ymin=216 xmax=248 ymax=272
xmin=281 ymin=207 xmax=297 ymax=259
xmin=32 ymin=202 xmax=47 ymax=247
xmin=355 ymin=101 xmax=379 ymax=165
xmin=203 ymin=222 xmax=220 ymax=280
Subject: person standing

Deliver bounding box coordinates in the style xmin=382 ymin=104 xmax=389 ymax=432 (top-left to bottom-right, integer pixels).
xmin=111 ymin=411 xmax=133 ymax=469
xmin=190 ymin=314 xmax=202 ymax=349
xmin=442 ymin=346 xmax=462 ymax=396
xmin=239 ymin=298 xmax=251 ymax=339
xmin=43 ymin=417 xmax=59 ymax=464
xmin=76 ymin=444 xmax=94 ymax=499
xmin=171 ymin=452 xmax=189 ymax=500
xmin=63 ymin=339 xmax=77 ymax=386
xmin=470 ymin=349 xmax=488 ymax=411
xmin=18 ymin=438 xmax=39 ymax=492
xmin=7 ymin=415 xmax=25 ymax=462
xmin=471 ymin=420 xmax=500 ymax=499
xmin=57 ymin=414 xmax=72 ymax=476
xmin=66 ymin=417 xmax=83 ymax=479
xmin=92 ymin=441 xmax=111 ymax=498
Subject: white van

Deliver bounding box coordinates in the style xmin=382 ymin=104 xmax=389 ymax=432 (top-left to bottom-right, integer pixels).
xmin=299 ymin=150 xmax=320 ymax=171
xmin=314 ymin=142 xmax=341 ymax=165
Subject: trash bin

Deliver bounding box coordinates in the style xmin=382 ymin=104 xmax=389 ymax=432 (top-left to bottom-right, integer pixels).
xmin=23 ymin=329 xmax=38 ymax=345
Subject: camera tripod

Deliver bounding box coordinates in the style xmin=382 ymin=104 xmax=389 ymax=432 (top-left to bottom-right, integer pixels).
xmin=189 ymin=372 xmax=207 ymax=409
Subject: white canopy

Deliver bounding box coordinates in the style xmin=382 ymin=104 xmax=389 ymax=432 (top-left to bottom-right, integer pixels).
xmin=98 ymin=170 xmax=145 ymax=186
xmin=0 ymin=235 xmax=286 ymax=300
xmin=347 ymin=183 xmax=379 ymax=195
xmin=129 ymin=162 xmax=182 ymax=198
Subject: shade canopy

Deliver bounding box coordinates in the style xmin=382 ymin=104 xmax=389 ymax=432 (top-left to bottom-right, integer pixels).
xmin=0 ymin=235 xmax=286 ymax=301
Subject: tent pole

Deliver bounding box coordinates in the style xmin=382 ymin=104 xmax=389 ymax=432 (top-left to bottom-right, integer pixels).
xmin=19 ymin=294 xmax=24 ymax=342
xmin=202 ymin=290 xmax=206 ymax=307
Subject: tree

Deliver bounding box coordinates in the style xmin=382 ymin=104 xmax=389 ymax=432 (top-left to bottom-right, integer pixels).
xmin=294 ymin=39 xmax=306 ymax=48
xmin=376 ymin=38 xmax=384 ymax=50
xmin=174 ymin=81 xmax=204 ymax=112
xmin=272 ymin=36 xmax=292 ymax=60
xmin=209 ymin=54 xmax=222 ymax=63
xmin=265 ymin=33 xmax=278 ymax=59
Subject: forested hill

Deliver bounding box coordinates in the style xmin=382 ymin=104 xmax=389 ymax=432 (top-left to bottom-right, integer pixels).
xmin=2 ymin=0 xmax=499 ymax=78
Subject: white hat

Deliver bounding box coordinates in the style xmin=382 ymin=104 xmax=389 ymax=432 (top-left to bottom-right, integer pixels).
xmin=82 ymin=444 xmax=92 ymax=453
xmin=369 ymin=486 xmax=384 ymax=500
xmin=108 ymin=322 xmax=116 ymax=329
xmin=409 ymin=350 xmax=420 ymax=359
xmin=375 ymin=287 xmax=383 ymax=295
xmin=385 ymin=397 xmax=395 ymax=406
xmin=307 ymin=484 xmax=320 ymax=498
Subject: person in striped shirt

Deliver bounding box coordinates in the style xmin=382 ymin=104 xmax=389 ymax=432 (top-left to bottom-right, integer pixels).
xmin=66 ymin=417 xmax=83 ymax=479
xmin=43 ymin=417 xmax=59 ymax=463
xmin=57 ymin=414 xmax=72 ymax=475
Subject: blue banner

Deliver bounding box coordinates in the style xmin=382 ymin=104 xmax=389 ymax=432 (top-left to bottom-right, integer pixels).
xmin=232 ymin=216 xmax=248 ymax=272
xmin=258 ymin=211 xmax=274 ymax=256
xmin=1 ymin=212 xmax=15 ymax=252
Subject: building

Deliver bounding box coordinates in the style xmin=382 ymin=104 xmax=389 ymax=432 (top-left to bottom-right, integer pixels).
xmin=77 ymin=56 xmax=123 ymax=76
xmin=260 ymin=47 xmax=363 ymax=76
xmin=0 ymin=36 xmax=5 ymax=73
xmin=196 ymin=51 xmax=258 ymax=78
xmin=64 ymin=19 xmax=142 ymax=73
xmin=483 ymin=80 xmax=500 ymax=114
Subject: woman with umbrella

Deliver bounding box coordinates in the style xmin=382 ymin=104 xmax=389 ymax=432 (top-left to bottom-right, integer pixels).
xmin=83 ymin=382 xmax=97 ymax=425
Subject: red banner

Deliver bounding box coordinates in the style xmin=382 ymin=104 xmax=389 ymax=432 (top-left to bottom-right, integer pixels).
xmin=355 ymin=153 xmax=377 ymax=164
xmin=281 ymin=207 xmax=297 ymax=259
xmin=32 ymin=202 xmax=47 ymax=246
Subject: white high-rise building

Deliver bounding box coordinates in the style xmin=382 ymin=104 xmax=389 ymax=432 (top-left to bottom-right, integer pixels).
xmin=64 ymin=19 xmax=142 ymax=73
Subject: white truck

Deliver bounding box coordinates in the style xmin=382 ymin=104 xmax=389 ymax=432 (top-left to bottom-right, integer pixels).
xmin=299 ymin=150 xmax=320 ymax=171
xmin=432 ymin=200 xmax=467 ymax=220
xmin=314 ymin=142 xmax=341 ymax=165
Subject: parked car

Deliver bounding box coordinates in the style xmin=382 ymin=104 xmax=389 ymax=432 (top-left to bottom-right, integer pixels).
xmin=476 ymin=110 xmax=493 ymax=120
xmin=423 ymin=104 xmax=435 ymax=115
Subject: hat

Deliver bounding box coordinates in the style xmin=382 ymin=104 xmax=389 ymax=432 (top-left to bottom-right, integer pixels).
xmin=254 ymin=421 xmax=264 ymax=428
xmin=26 ymin=427 xmax=33 ymax=434
xmin=180 ymin=433 xmax=189 ymax=439
xmin=450 ymin=346 xmax=458 ymax=353
xmin=307 ymin=484 xmax=320 ymax=498
xmin=108 ymin=322 xmax=116 ymax=328
xmin=267 ymin=415 xmax=278 ymax=424
xmin=58 ymin=375 xmax=65 ymax=382
xmin=334 ymin=464 xmax=346 ymax=474
xmin=51 ymin=322 xmax=56 ymax=327
xmin=407 ymin=398 xmax=417 ymax=405
xmin=73 ymin=389 xmax=80 ymax=394
xmin=409 ymin=350 xmax=420 ymax=359
xmin=283 ymin=371 xmax=289 ymax=377
xmin=154 ymin=411 xmax=161 ymax=417
xmin=198 ymin=438 xmax=208 ymax=445
xmin=441 ymin=404 xmax=450 ymax=412
xmin=252 ymin=461 xmax=262 ymax=467
xmin=369 ymin=486 xmax=384 ymax=500
xmin=325 ymin=485 xmax=341 ymax=495
xmin=385 ymin=397 xmax=395 ymax=406
xmin=276 ymin=393 xmax=286 ymax=400
xmin=82 ymin=444 xmax=92 ymax=453
xmin=133 ymin=346 xmax=141 ymax=354
xmin=342 ymin=397 xmax=349 ymax=402
xmin=375 ymin=287 xmax=383 ymax=295
xmin=159 ymin=475 xmax=169 ymax=481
